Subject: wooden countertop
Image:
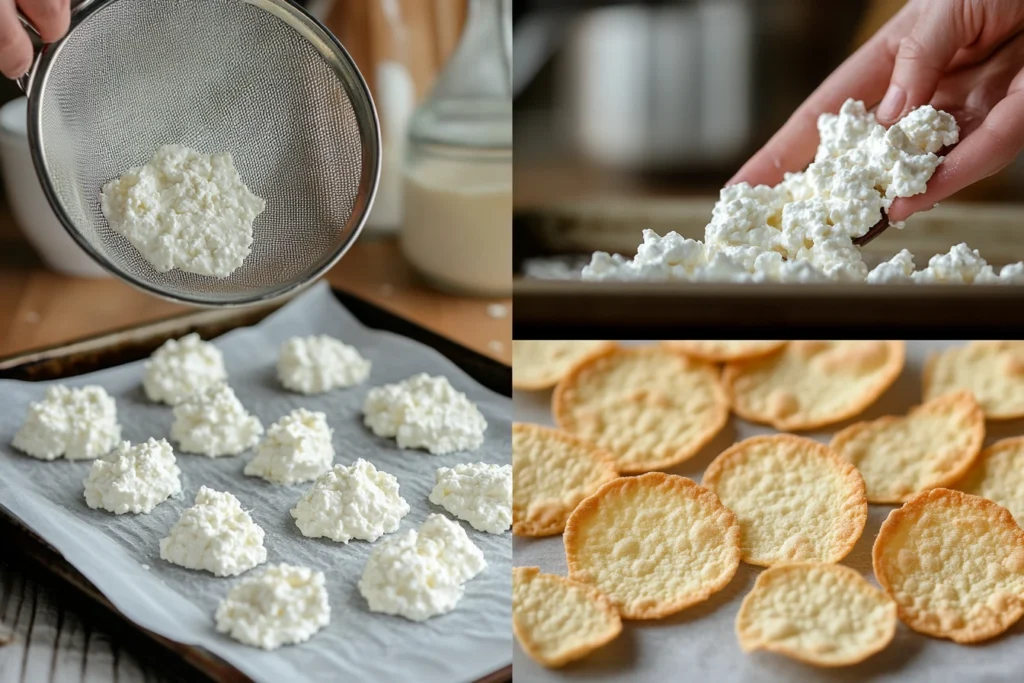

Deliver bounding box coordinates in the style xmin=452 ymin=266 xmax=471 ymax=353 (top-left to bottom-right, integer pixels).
xmin=0 ymin=236 xmax=511 ymax=365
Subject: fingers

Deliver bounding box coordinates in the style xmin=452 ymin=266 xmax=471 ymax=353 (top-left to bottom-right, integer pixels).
xmin=876 ymin=0 xmax=974 ymax=124
xmin=0 ymin=0 xmax=33 ymax=78
xmin=887 ymin=84 xmax=1024 ymax=222
xmin=18 ymin=0 xmax=69 ymax=43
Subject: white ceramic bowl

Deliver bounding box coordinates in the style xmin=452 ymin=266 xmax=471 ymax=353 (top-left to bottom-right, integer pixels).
xmin=0 ymin=97 xmax=108 ymax=277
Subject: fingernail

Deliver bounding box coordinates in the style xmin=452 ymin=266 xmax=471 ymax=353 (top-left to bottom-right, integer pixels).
xmin=877 ymin=84 xmax=906 ymax=122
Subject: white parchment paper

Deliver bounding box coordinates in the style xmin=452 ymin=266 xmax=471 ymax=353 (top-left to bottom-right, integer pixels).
xmin=513 ymin=340 xmax=1024 ymax=683
xmin=0 ymin=283 xmax=511 ymax=683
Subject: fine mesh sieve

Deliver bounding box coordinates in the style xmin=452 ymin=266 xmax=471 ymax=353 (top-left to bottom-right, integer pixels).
xmin=19 ymin=0 xmax=380 ymax=306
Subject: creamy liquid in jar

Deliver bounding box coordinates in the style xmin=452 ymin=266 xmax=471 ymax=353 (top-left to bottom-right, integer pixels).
xmin=400 ymin=156 xmax=511 ymax=296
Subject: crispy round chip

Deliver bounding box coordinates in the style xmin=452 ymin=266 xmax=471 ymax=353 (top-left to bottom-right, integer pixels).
xmin=873 ymin=488 xmax=1024 ymax=643
xmin=553 ymin=346 xmax=729 ymax=473
xmin=723 ymin=341 xmax=905 ymax=430
xmin=702 ymin=435 xmax=867 ymax=566
xmin=735 ymin=563 xmax=897 ymax=667
xmin=564 ymin=473 xmax=740 ymax=619
xmin=512 ymin=423 xmax=618 ymax=537
xmin=830 ymin=391 xmax=984 ymax=503
xmin=957 ymin=437 xmax=1024 ymax=525
xmin=924 ymin=342 xmax=1024 ymax=419
xmin=512 ymin=341 xmax=616 ymax=390
xmin=513 ymin=566 xmax=622 ymax=668
xmin=662 ymin=340 xmax=786 ymax=363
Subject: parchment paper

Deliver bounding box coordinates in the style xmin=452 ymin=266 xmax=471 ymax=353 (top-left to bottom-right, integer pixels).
xmin=0 ymin=282 xmax=511 ymax=683
xmin=514 ymin=340 xmax=1024 ymax=683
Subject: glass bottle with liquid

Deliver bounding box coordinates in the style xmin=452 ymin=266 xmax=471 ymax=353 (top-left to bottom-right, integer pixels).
xmin=400 ymin=0 xmax=513 ymax=297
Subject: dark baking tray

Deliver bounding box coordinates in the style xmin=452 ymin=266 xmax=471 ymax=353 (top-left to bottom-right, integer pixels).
xmin=0 ymin=287 xmax=512 ymax=683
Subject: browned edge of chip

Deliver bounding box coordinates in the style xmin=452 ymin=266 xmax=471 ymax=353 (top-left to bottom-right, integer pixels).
xmin=551 ymin=345 xmax=730 ymax=474
xmin=872 ymin=487 xmax=1024 ymax=643
xmin=512 ymin=341 xmax=618 ymax=391
xmin=661 ymin=340 xmax=787 ymax=363
xmin=722 ymin=341 xmax=906 ymax=431
xmin=702 ymin=434 xmax=868 ymax=567
xmin=830 ymin=390 xmax=985 ymax=504
xmin=511 ymin=422 xmax=619 ymax=537
xmin=564 ymin=472 xmax=741 ymax=619
xmin=923 ymin=345 xmax=1024 ymax=421
xmin=512 ymin=566 xmax=623 ymax=668
xmin=735 ymin=562 xmax=897 ymax=667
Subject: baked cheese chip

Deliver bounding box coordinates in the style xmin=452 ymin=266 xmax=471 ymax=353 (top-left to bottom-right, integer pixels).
xmin=662 ymin=340 xmax=786 ymax=363
xmin=957 ymin=437 xmax=1024 ymax=525
xmin=702 ymin=435 xmax=867 ymax=566
xmin=924 ymin=341 xmax=1024 ymax=419
xmin=513 ymin=566 xmax=622 ymax=668
xmin=564 ymin=473 xmax=740 ymax=619
xmin=873 ymin=488 xmax=1024 ymax=643
xmin=736 ymin=563 xmax=897 ymax=667
xmin=512 ymin=341 xmax=615 ymax=390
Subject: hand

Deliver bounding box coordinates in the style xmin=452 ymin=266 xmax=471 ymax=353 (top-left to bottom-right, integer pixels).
xmin=0 ymin=0 xmax=71 ymax=79
xmin=729 ymin=0 xmax=1024 ymax=223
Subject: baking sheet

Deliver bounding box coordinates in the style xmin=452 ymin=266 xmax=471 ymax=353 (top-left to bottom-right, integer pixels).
xmin=0 ymin=282 xmax=511 ymax=683
xmin=513 ymin=340 xmax=1024 ymax=683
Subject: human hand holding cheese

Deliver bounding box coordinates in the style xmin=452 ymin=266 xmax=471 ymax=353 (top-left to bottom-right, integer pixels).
xmin=731 ymin=0 xmax=1024 ymax=224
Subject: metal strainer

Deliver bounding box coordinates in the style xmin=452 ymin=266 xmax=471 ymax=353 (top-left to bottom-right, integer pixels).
xmin=18 ymin=0 xmax=380 ymax=306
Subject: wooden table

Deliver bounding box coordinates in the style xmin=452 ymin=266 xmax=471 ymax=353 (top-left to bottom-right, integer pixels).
xmin=0 ymin=233 xmax=510 ymax=682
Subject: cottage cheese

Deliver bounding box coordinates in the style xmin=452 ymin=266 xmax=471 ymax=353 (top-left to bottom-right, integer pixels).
xmin=358 ymin=513 xmax=486 ymax=621
xmin=363 ymin=374 xmax=487 ymax=454
xmin=244 ymin=409 xmax=334 ymax=485
xmin=84 ymin=438 xmax=181 ymax=514
xmin=170 ymin=382 xmax=263 ymax=457
xmin=290 ymin=459 xmax=410 ymax=543
xmin=866 ymin=243 xmax=1024 ymax=284
xmin=277 ymin=335 xmax=371 ymax=394
xmin=100 ymin=145 xmax=265 ymax=277
xmin=582 ymin=99 xmax=1024 ymax=284
xmin=428 ymin=463 xmax=512 ymax=534
xmin=13 ymin=385 xmax=121 ymax=461
xmin=215 ymin=564 xmax=330 ymax=650
xmin=143 ymin=333 xmax=227 ymax=405
xmin=159 ymin=486 xmax=267 ymax=576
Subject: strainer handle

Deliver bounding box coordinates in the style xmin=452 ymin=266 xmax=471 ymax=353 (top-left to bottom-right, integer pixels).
xmin=15 ymin=0 xmax=97 ymax=93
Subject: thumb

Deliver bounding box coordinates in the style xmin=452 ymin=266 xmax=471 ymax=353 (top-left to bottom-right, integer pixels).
xmin=876 ymin=3 xmax=969 ymax=124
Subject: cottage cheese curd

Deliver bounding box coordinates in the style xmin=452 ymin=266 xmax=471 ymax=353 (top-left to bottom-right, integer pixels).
xmin=358 ymin=513 xmax=487 ymax=621
xmin=215 ymin=564 xmax=330 ymax=650
xmin=13 ymin=385 xmax=121 ymax=461
xmin=867 ymin=243 xmax=1024 ymax=284
xmin=84 ymin=438 xmax=181 ymax=514
xmin=363 ymin=374 xmax=487 ymax=454
xmin=143 ymin=333 xmax=227 ymax=405
xmin=277 ymin=335 xmax=371 ymax=394
xmin=100 ymin=145 xmax=265 ymax=277
xmin=170 ymin=382 xmax=263 ymax=457
xmin=244 ymin=409 xmax=334 ymax=485
xmin=582 ymin=99 xmax=1024 ymax=284
xmin=429 ymin=463 xmax=512 ymax=534
xmin=159 ymin=486 xmax=267 ymax=576
xmin=290 ymin=459 xmax=410 ymax=543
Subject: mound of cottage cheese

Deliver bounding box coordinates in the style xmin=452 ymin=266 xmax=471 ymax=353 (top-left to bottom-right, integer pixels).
xmin=143 ymin=333 xmax=227 ymax=405
xmin=358 ymin=513 xmax=486 ymax=621
xmin=159 ymin=486 xmax=267 ymax=576
xmin=170 ymin=382 xmax=263 ymax=457
xmin=84 ymin=438 xmax=181 ymax=515
xmin=290 ymin=459 xmax=410 ymax=543
xmin=100 ymin=145 xmax=265 ymax=277
xmin=429 ymin=463 xmax=512 ymax=534
xmin=215 ymin=564 xmax=330 ymax=650
xmin=13 ymin=385 xmax=121 ymax=461
xmin=277 ymin=335 xmax=371 ymax=394
xmin=582 ymin=99 xmax=1024 ymax=284
xmin=244 ymin=408 xmax=334 ymax=485
xmin=363 ymin=373 xmax=487 ymax=454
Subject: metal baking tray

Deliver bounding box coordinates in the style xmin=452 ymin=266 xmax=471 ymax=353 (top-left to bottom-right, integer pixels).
xmin=513 ymin=199 xmax=1024 ymax=335
xmin=0 ymin=288 xmax=512 ymax=683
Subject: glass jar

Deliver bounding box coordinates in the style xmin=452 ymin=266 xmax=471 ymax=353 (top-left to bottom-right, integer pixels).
xmin=400 ymin=0 xmax=513 ymax=297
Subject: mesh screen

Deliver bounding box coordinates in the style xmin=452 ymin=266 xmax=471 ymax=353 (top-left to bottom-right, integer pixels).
xmin=34 ymin=0 xmax=375 ymax=305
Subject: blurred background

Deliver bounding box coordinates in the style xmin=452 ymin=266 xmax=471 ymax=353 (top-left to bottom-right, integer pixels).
xmin=513 ymin=0 xmax=1024 ymax=209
